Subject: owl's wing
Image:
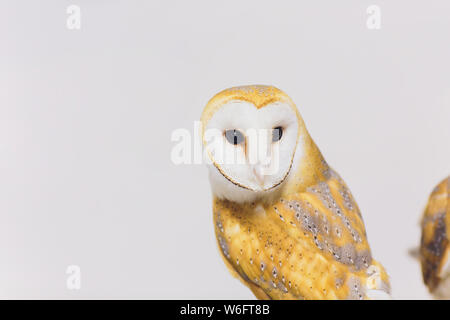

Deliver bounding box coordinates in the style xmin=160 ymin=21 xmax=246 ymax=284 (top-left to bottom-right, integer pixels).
xmin=214 ymin=169 xmax=390 ymax=300
xmin=420 ymin=176 xmax=450 ymax=297
xmin=271 ymin=169 xmax=390 ymax=299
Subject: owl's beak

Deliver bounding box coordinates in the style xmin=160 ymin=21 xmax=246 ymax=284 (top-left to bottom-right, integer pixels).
xmin=252 ymin=165 xmax=266 ymax=188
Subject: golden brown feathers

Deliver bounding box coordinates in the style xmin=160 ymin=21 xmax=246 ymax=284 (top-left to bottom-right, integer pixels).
xmin=213 ymin=168 xmax=390 ymax=299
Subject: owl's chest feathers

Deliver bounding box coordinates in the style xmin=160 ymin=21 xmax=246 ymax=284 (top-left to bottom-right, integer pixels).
xmin=214 ymin=200 xmax=349 ymax=299
xmin=215 ymin=201 xmax=280 ymax=254
xmin=214 ymin=201 xmax=277 ymax=240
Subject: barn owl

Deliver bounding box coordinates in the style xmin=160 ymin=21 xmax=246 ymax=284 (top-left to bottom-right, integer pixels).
xmin=200 ymin=85 xmax=391 ymax=300
xmin=418 ymin=176 xmax=450 ymax=299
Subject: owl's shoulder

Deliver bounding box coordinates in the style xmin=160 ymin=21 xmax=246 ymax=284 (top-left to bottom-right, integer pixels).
xmin=284 ymin=169 xmax=368 ymax=244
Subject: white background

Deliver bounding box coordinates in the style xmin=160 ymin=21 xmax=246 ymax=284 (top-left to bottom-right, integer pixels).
xmin=1 ymin=1 xmax=449 ymax=299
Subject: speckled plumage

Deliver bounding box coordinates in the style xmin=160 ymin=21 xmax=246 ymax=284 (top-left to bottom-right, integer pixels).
xmin=419 ymin=176 xmax=450 ymax=298
xmin=201 ymin=85 xmax=390 ymax=300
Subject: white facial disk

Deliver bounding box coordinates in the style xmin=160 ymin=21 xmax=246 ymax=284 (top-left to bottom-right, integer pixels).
xmin=204 ymin=101 xmax=299 ymax=202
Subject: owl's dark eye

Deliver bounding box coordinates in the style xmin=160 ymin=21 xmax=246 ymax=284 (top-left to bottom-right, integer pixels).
xmin=272 ymin=126 xmax=283 ymax=142
xmin=224 ymin=129 xmax=245 ymax=145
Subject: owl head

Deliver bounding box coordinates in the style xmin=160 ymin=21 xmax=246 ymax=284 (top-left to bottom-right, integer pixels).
xmin=201 ymin=85 xmax=325 ymax=203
